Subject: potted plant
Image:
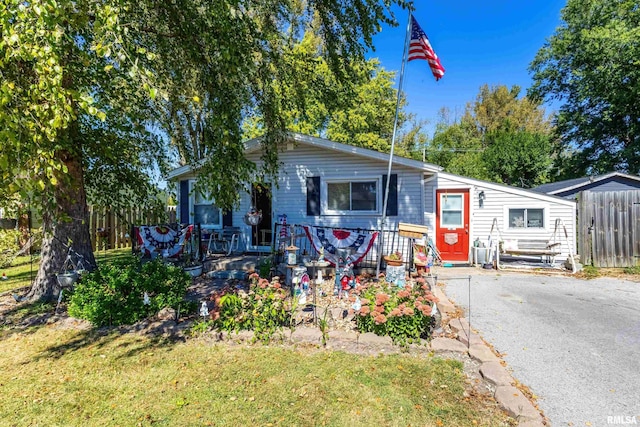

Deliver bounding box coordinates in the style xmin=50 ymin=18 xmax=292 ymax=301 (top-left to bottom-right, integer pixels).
xmin=383 ymin=251 xmax=404 ymax=266
xmin=181 ymin=234 xmax=203 ymax=277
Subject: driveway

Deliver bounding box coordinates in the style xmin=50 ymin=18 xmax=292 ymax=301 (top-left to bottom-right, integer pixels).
xmin=440 ymin=268 xmax=640 ymax=426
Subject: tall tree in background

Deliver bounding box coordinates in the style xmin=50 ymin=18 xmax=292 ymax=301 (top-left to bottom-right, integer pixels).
xmin=529 ymin=0 xmax=640 ymax=176
xmin=242 ymin=28 xmax=427 ymax=158
xmin=0 ymin=0 xmax=409 ymax=301
xmin=425 ymin=84 xmax=555 ymax=187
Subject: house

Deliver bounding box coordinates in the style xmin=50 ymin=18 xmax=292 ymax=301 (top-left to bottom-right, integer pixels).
xmin=167 ymin=132 xmax=577 ymax=264
xmin=532 ymin=172 xmax=640 ymax=199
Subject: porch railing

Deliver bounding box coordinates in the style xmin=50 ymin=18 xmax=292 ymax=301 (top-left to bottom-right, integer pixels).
xmin=272 ymin=223 xmax=416 ymax=270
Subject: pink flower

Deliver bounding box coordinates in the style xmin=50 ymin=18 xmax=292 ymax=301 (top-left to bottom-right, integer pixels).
xmin=258 ymin=278 xmax=269 ymax=289
xmin=272 ymin=282 xmax=281 ymax=289
xmin=249 ymin=272 xmax=260 ymax=281
xmin=389 ymin=308 xmax=401 ymax=317
xmin=416 ymin=277 xmax=426 ymax=284
xmin=421 ymin=305 xmax=432 ymax=316
xmin=374 ymin=305 xmax=385 ymax=314
xmin=398 ymin=290 xmax=411 ymax=299
xmin=374 ymin=314 xmax=387 ymax=325
xmin=402 ymin=307 xmax=414 ymax=316
xmin=359 ymin=306 xmax=370 ymax=315
xmin=375 ymin=293 xmax=390 ymax=305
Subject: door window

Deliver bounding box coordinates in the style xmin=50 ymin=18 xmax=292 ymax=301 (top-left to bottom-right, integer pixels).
xmin=440 ymin=194 xmax=463 ymax=227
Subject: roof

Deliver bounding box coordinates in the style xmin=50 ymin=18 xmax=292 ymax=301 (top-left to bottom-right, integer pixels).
xmin=437 ymin=171 xmax=577 ymax=207
xmin=167 ymin=132 xmax=443 ymax=180
xmin=532 ymin=172 xmax=640 ymax=195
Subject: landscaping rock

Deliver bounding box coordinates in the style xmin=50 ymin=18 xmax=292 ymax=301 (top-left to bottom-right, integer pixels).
xmin=327 ymin=330 xmax=358 ymax=342
xmin=468 ymin=344 xmax=500 ymax=363
xmin=457 ymin=331 xmax=484 ymax=347
xmin=157 ymin=307 xmax=176 ymax=321
xmin=480 ymin=361 xmax=513 ymax=386
xmin=448 ymin=317 xmax=469 ymax=334
xmin=291 ymin=327 xmax=322 ymax=344
xmin=429 ymin=337 xmax=468 ymax=353
xmin=358 ymin=332 xmax=393 ymax=347
xmin=494 ymin=385 xmax=540 ymax=421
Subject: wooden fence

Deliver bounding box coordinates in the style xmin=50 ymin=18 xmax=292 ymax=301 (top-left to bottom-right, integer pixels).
xmin=89 ymin=206 xmax=176 ymax=251
xmin=577 ymin=190 xmax=640 ymax=267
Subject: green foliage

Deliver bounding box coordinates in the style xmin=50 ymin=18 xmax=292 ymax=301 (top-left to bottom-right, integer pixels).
xmin=426 ymin=85 xmax=556 ymax=187
xmin=68 ymin=255 xmax=191 ymax=327
xmin=529 ymin=0 xmax=640 ymax=176
xmin=258 ymin=257 xmax=272 ymax=278
xmin=210 ymin=273 xmax=292 ymax=342
xmin=623 ymin=265 xmax=640 ymax=275
xmin=580 ymin=265 xmax=600 ymax=280
xmin=354 ymin=278 xmax=437 ymax=347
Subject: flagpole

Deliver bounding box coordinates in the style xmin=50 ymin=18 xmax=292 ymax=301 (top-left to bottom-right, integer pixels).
xmin=376 ymin=10 xmax=413 ymax=279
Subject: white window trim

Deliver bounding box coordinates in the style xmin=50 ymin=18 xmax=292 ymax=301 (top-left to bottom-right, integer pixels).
xmin=321 ymin=176 xmax=381 ymax=216
xmin=503 ymin=205 xmax=550 ymax=231
xmin=438 ymin=193 xmax=465 ymax=228
xmin=190 ymin=181 xmax=223 ymax=229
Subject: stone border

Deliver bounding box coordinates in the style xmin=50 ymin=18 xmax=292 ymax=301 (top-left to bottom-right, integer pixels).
xmin=434 ymin=286 xmax=546 ymax=427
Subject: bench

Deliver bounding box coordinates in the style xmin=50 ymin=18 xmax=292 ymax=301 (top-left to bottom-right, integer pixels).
xmin=498 ymin=239 xmax=562 ymax=265
xmin=206 ymin=227 xmax=241 ymax=256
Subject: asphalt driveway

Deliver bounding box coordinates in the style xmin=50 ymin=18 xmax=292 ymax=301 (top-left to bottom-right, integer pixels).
xmin=440 ymin=268 xmax=640 ymax=427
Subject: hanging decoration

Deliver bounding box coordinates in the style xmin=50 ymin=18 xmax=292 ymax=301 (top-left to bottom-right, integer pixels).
xmin=243 ymin=206 xmax=263 ymax=226
xmin=135 ymin=224 xmax=193 ymax=258
xmin=302 ymin=225 xmax=378 ymax=266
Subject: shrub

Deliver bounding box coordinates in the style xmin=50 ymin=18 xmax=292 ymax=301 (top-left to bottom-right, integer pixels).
xmin=210 ymin=273 xmax=292 ymax=342
xmin=68 ymin=255 xmax=191 ymax=327
xmin=353 ymin=277 xmax=438 ymax=347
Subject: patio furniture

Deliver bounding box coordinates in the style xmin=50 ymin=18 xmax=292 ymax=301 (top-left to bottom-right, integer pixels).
xmin=207 ymin=226 xmax=241 ymax=256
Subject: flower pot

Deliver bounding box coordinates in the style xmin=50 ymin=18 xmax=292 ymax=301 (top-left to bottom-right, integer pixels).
xmin=57 ymin=272 xmax=79 ymax=288
xmin=183 ymin=264 xmax=203 ymax=278
xmin=384 ymin=256 xmax=403 ymax=267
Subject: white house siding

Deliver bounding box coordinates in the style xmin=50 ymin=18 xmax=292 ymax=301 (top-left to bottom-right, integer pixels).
xmin=425 ymin=174 xmax=578 ymax=262
xmin=238 ymin=144 xmax=426 ymax=254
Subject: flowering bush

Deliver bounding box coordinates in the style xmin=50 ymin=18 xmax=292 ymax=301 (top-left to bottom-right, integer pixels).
xmin=353 ymin=277 xmax=438 ymax=347
xmin=209 ymin=273 xmax=292 ymax=342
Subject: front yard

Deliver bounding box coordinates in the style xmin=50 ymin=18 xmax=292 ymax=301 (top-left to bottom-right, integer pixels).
xmin=0 ymin=249 xmax=514 ymax=426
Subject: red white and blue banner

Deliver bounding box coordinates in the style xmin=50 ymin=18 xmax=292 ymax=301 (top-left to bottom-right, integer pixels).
xmin=136 ymin=224 xmax=194 ymax=258
xmin=302 ymin=225 xmax=378 ymax=266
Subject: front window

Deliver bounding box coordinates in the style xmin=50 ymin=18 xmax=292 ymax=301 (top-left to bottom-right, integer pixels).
xmin=193 ymin=191 xmax=221 ymax=226
xmin=327 ymin=180 xmax=377 ymax=212
xmin=509 ymin=208 xmax=544 ymax=228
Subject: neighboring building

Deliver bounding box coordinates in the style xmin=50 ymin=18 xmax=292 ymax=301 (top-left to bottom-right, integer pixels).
xmin=532 ymin=172 xmax=640 ymax=199
xmin=167 ymin=132 xmax=577 ymax=263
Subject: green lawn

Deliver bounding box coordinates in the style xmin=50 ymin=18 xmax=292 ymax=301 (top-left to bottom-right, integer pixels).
xmin=0 ymin=248 xmax=131 ymax=295
xmin=0 ymin=328 xmax=513 ymax=426
xmin=0 ymin=248 xmax=514 ymax=426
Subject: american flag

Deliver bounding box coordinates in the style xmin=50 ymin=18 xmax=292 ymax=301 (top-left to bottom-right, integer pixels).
xmin=408 ymin=16 xmax=445 ymax=81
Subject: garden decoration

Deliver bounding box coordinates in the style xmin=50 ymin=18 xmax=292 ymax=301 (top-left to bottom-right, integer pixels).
xmin=136 ymin=224 xmax=193 ymax=259
xmin=243 ymin=206 xmax=263 ymax=226
xmin=384 ymin=251 xmax=403 ymax=266
xmin=302 ymin=225 xmax=378 ymax=266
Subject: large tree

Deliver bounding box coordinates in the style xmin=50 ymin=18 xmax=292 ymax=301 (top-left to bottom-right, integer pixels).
xmin=529 ymin=0 xmax=640 ymax=175
xmin=425 ymin=84 xmax=556 ymax=187
xmin=0 ymin=0 xmax=409 ymax=301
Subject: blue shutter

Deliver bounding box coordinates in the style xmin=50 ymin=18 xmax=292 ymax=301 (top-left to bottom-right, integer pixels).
xmin=306 ymin=176 xmax=321 ymax=216
xmin=179 ymin=180 xmax=190 ymax=224
xmin=382 ymin=174 xmax=398 ymax=216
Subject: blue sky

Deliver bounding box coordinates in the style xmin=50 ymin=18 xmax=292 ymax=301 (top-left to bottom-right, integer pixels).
xmin=368 ymin=1 xmax=567 ymax=134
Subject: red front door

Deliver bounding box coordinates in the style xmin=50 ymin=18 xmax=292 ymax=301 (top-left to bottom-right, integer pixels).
xmin=436 ymin=189 xmax=470 ymax=262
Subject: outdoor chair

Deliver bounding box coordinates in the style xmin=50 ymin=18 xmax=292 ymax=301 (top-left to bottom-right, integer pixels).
xmin=207 ymin=227 xmax=241 ymax=256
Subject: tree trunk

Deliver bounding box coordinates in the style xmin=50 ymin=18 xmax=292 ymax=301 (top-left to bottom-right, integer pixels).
xmin=26 ymin=150 xmax=96 ymax=302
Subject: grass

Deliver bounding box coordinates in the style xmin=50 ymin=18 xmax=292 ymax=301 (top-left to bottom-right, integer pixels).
xmin=0 ymin=328 xmax=513 ymax=427
xmin=0 ymin=247 xmax=514 ymax=426
xmin=0 ymin=248 xmax=131 ymax=295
